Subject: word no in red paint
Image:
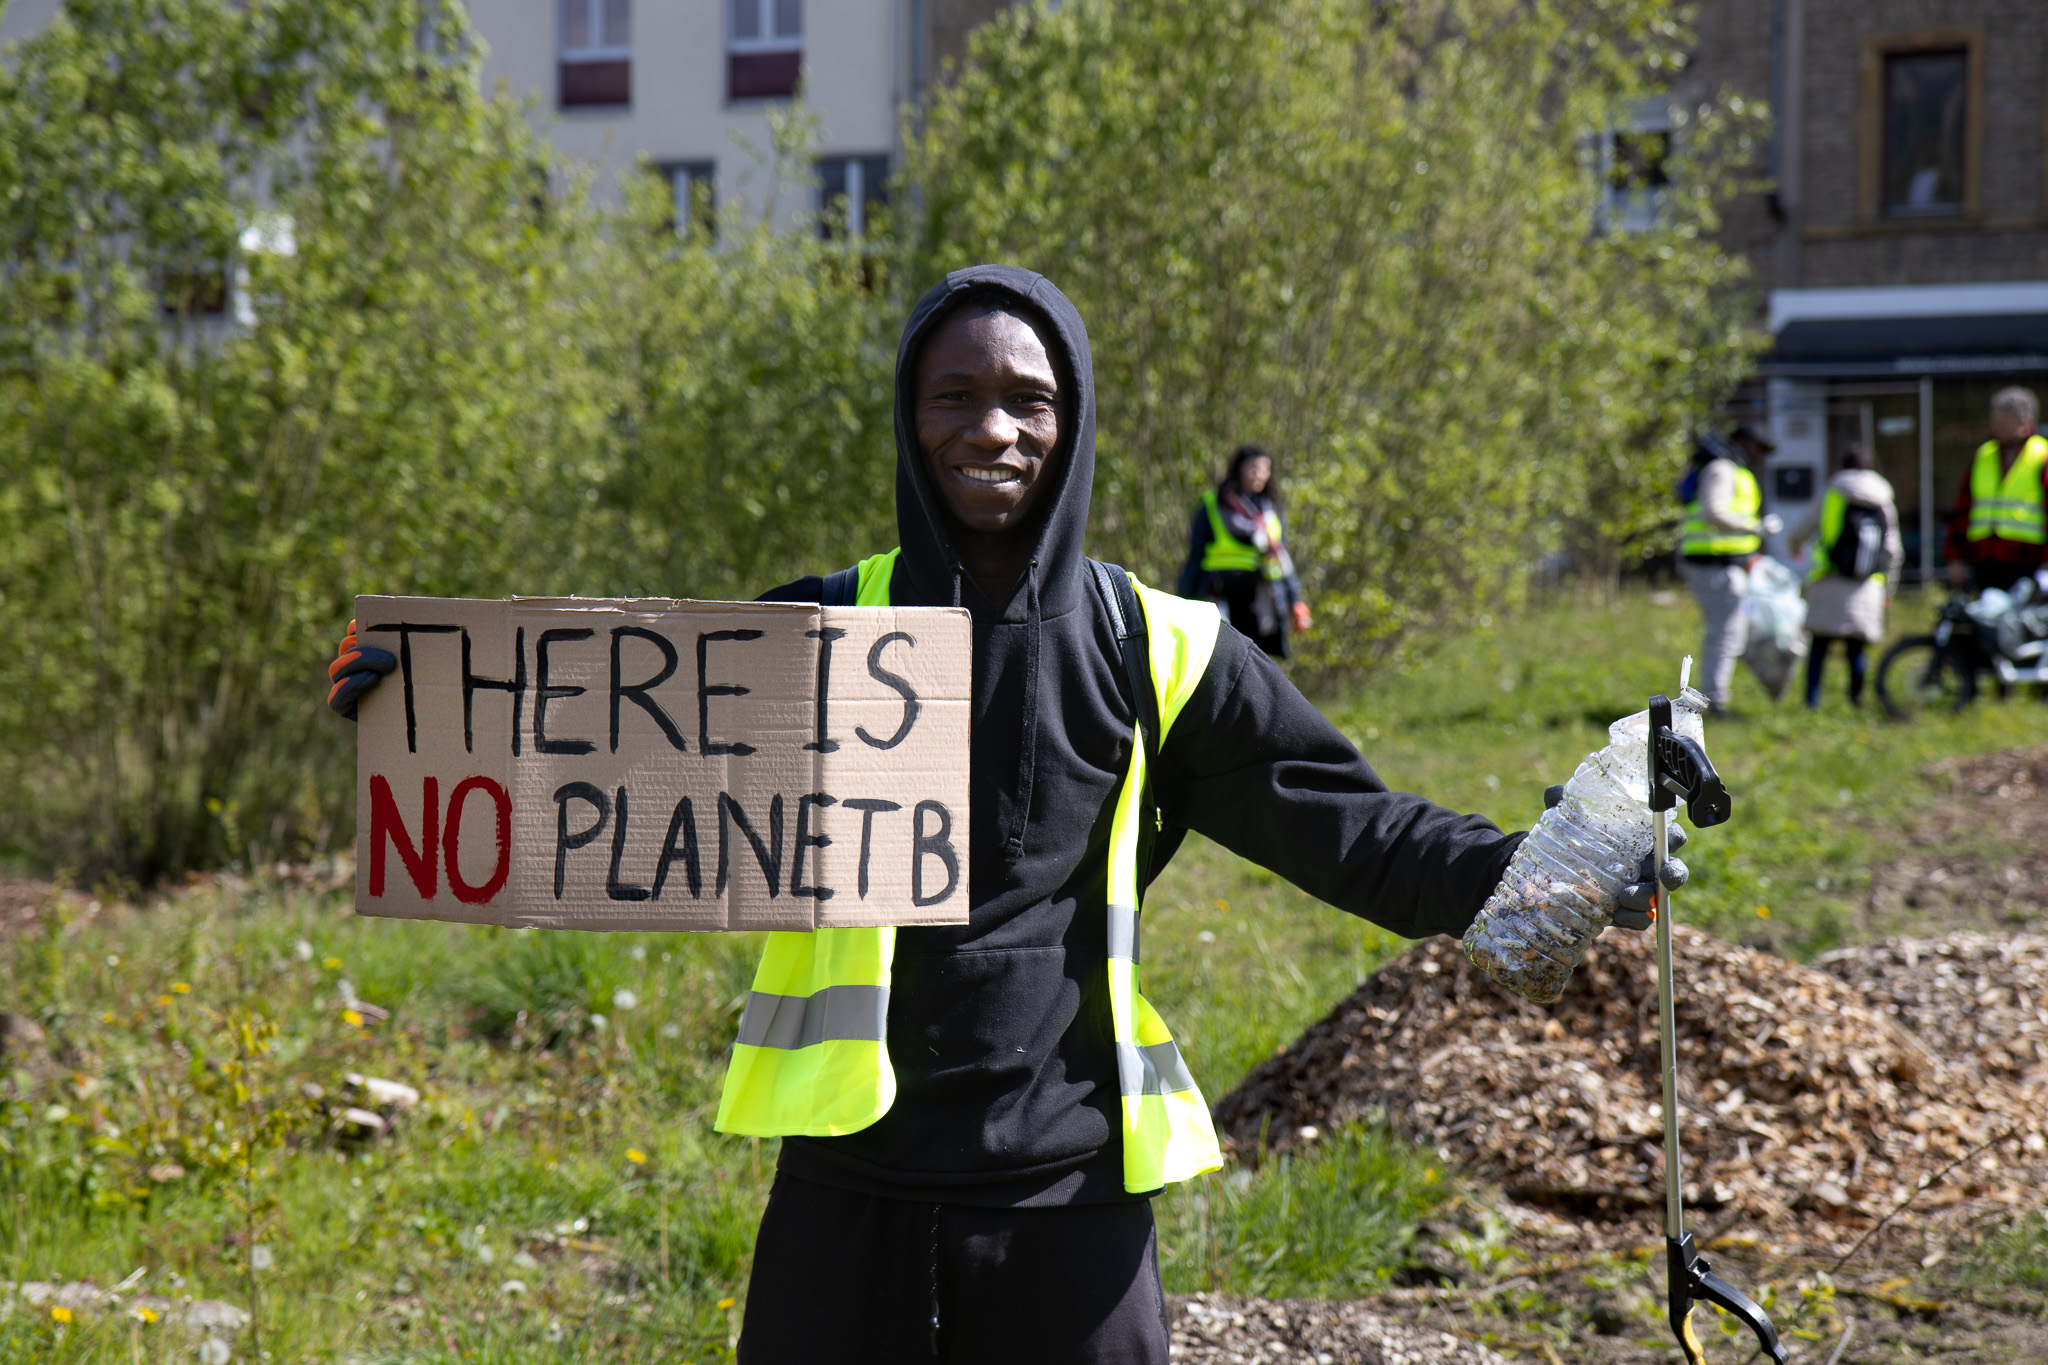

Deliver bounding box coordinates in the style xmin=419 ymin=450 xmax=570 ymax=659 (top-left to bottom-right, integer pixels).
xmin=369 ymin=774 xmax=513 ymax=904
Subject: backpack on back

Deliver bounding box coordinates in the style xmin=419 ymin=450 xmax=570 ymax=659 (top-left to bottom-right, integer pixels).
xmin=1828 ymin=502 xmax=1886 ymax=581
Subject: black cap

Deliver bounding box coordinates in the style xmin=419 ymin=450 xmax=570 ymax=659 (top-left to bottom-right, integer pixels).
xmin=1730 ymin=423 xmax=1777 ymax=453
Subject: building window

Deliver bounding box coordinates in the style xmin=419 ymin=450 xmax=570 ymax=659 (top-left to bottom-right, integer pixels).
xmin=1857 ymin=29 xmax=1981 ymax=222
xmin=160 ymin=268 xmax=229 ymax=317
xmin=729 ymin=0 xmax=801 ymax=101
xmin=561 ymin=0 xmax=630 ymax=109
xmin=1883 ymin=50 xmax=1966 ymax=215
xmin=1595 ymin=102 xmax=1671 ymax=234
xmin=660 ymin=162 xmax=718 ymax=239
xmin=818 ymin=155 xmax=889 ymax=238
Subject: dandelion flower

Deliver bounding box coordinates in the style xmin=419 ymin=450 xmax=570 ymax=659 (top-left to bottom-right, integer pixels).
xmin=157 ymin=995 xmax=174 ymax=1007
xmin=100 ymin=1011 xmax=116 ymax=1024
xmin=626 ymin=1148 xmax=647 ymax=1164
xmin=171 ymin=982 xmax=191 ymax=995
xmin=717 ymin=1297 xmax=735 ymax=1310
xmin=323 ymin=956 xmax=343 ymax=970
xmin=50 ymin=1305 xmax=72 ymax=1323
xmin=135 ymin=1307 xmax=160 ymax=1323
xmin=342 ymin=1009 xmax=364 ymax=1027
xmin=1423 ymin=1168 xmax=1440 ymax=1185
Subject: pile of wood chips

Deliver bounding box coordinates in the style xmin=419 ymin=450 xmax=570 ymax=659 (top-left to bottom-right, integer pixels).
xmin=1212 ymin=926 xmax=2048 ymax=1255
xmin=1171 ymin=1294 xmax=1509 ymax=1365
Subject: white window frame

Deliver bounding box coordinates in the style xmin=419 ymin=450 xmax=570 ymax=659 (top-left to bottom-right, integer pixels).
xmin=561 ymin=0 xmax=632 ymax=63
xmin=729 ymin=0 xmax=801 ymax=55
xmin=818 ymin=154 xmax=887 ymax=238
xmin=1596 ymin=99 xmax=1673 ymax=235
xmin=660 ymin=161 xmax=718 ymax=237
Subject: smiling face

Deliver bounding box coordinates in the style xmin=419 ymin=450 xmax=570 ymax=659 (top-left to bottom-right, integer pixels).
xmin=913 ymin=304 xmax=1064 ymax=537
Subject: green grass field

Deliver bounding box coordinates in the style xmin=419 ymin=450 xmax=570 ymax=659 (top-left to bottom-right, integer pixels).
xmin=8 ymin=585 xmax=2047 ymax=1362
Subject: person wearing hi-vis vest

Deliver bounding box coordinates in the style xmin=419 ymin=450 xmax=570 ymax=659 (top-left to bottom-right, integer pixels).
xmin=1944 ymin=386 xmax=2048 ymax=594
xmin=1677 ymin=425 xmax=1781 ymax=714
xmin=1174 ymin=444 xmax=1309 ymax=658
xmin=323 ymin=266 xmax=1682 ymax=1364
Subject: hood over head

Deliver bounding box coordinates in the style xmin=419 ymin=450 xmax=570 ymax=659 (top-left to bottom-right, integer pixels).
xmin=890 ymin=265 xmax=1097 ymax=620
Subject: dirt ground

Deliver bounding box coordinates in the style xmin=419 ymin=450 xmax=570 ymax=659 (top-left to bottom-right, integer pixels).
xmin=1859 ymin=745 xmax=2048 ymax=938
xmin=1194 ymin=744 xmax=2048 ymax=1364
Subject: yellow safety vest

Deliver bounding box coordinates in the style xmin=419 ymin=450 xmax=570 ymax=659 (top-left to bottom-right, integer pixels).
xmin=1679 ymin=461 xmax=1762 ymax=557
xmin=1967 ymin=436 xmax=2048 ymax=545
xmin=1200 ymin=489 xmax=1285 ymax=580
xmin=1806 ymin=488 xmax=1887 ymax=585
xmin=715 ymin=549 xmax=1227 ymax=1193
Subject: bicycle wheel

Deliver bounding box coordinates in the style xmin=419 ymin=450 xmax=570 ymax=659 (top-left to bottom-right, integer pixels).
xmin=1876 ymin=636 xmax=1975 ymax=720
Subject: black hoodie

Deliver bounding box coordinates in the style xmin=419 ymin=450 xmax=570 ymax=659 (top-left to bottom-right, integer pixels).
xmin=761 ymin=266 xmax=1521 ymax=1206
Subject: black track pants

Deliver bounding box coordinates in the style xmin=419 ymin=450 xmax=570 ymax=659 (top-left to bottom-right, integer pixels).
xmin=736 ymin=1174 xmax=1170 ymax=1364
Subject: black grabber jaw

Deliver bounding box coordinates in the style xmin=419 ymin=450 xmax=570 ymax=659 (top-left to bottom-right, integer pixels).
xmin=1647 ymin=695 xmax=1731 ymax=828
xmin=1668 ymin=1232 xmax=1788 ymax=1365
xmin=1649 ymin=692 xmax=1781 ymax=1364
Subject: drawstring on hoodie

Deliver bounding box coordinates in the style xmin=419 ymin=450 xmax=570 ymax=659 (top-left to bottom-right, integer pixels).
xmin=927 ymin=1202 xmax=942 ymax=1356
xmin=1005 ymin=559 xmax=1041 ymax=863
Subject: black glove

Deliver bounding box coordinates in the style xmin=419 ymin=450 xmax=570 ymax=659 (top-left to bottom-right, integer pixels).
xmin=1542 ymin=784 xmax=1688 ymax=932
xmin=326 ymin=618 xmax=396 ymax=721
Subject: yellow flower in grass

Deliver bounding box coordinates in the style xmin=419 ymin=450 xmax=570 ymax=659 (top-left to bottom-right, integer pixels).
xmin=323 ymin=957 xmax=343 ymax=971
xmin=50 ymin=1305 xmax=72 ymax=1323
xmin=341 ymin=1009 xmax=364 ymax=1027
xmin=716 ymin=1297 xmax=735 ymax=1310
xmin=626 ymin=1148 xmax=647 ymax=1165
xmin=156 ymin=995 xmax=174 ymax=1008
xmin=135 ymin=1307 xmax=159 ymax=1324
xmin=171 ymin=982 xmax=191 ymax=994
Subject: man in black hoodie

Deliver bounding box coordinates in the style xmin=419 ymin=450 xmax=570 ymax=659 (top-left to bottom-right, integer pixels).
xmin=328 ymin=266 xmax=1671 ymax=1363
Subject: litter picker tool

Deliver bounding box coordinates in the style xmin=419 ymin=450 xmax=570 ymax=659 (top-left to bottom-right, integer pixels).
xmin=1647 ymin=685 xmax=1785 ymax=1365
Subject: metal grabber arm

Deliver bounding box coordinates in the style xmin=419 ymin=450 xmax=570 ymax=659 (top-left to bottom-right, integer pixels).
xmin=1647 ymin=694 xmax=1786 ymax=1365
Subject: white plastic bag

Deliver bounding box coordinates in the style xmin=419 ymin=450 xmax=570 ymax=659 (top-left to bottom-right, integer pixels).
xmin=1742 ymin=556 xmax=1807 ymax=701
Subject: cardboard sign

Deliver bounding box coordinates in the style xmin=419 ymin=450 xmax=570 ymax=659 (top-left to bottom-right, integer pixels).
xmin=352 ymin=595 xmax=972 ymax=931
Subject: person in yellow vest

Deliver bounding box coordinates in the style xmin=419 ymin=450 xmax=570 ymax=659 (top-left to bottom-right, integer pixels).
xmin=1944 ymin=386 xmax=2047 ymax=594
xmin=1175 ymin=444 xmax=1310 ymax=657
xmin=1677 ymin=426 xmax=1781 ymax=714
xmin=324 ymin=266 xmax=1680 ymax=1364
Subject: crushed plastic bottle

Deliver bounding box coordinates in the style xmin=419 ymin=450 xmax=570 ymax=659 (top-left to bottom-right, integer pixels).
xmin=1462 ymin=686 xmax=1711 ymax=1003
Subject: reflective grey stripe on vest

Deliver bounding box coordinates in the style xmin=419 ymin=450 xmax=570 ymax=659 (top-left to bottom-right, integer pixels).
xmin=1108 ymin=903 xmax=1138 ymax=963
xmin=736 ymin=984 xmax=888 ymax=1050
xmin=1117 ymin=1038 xmax=1197 ymax=1097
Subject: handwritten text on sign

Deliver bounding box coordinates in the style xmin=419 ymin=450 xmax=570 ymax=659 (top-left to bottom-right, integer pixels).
xmin=352 ymin=596 xmax=971 ymax=931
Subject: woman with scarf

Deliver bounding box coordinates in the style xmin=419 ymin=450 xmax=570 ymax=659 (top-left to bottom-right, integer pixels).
xmin=1176 ymin=444 xmax=1310 ymax=657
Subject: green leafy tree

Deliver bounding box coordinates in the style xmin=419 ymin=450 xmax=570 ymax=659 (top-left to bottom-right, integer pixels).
xmin=0 ymin=0 xmax=617 ymax=881
xmin=592 ymin=154 xmax=900 ymax=602
xmin=908 ymin=0 xmax=1765 ymax=670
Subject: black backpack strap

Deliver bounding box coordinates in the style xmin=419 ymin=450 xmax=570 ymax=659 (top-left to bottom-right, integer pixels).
xmin=819 ymin=564 xmax=861 ymax=607
xmin=1089 ymin=561 xmax=1160 ymax=772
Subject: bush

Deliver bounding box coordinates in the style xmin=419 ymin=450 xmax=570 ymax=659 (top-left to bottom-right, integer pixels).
xmin=0 ymin=0 xmax=618 ymax=882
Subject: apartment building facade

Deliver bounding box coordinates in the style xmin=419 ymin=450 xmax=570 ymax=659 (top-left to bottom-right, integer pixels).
xmin=1671 ymin=0 xmax=2048 ymax=576
xmin=0 ymin=0 xmax=1012 ymax=233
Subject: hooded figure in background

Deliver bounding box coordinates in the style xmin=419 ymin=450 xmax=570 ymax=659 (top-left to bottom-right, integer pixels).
xmin=326 ymin=265 xmax=1677 ymax=1363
